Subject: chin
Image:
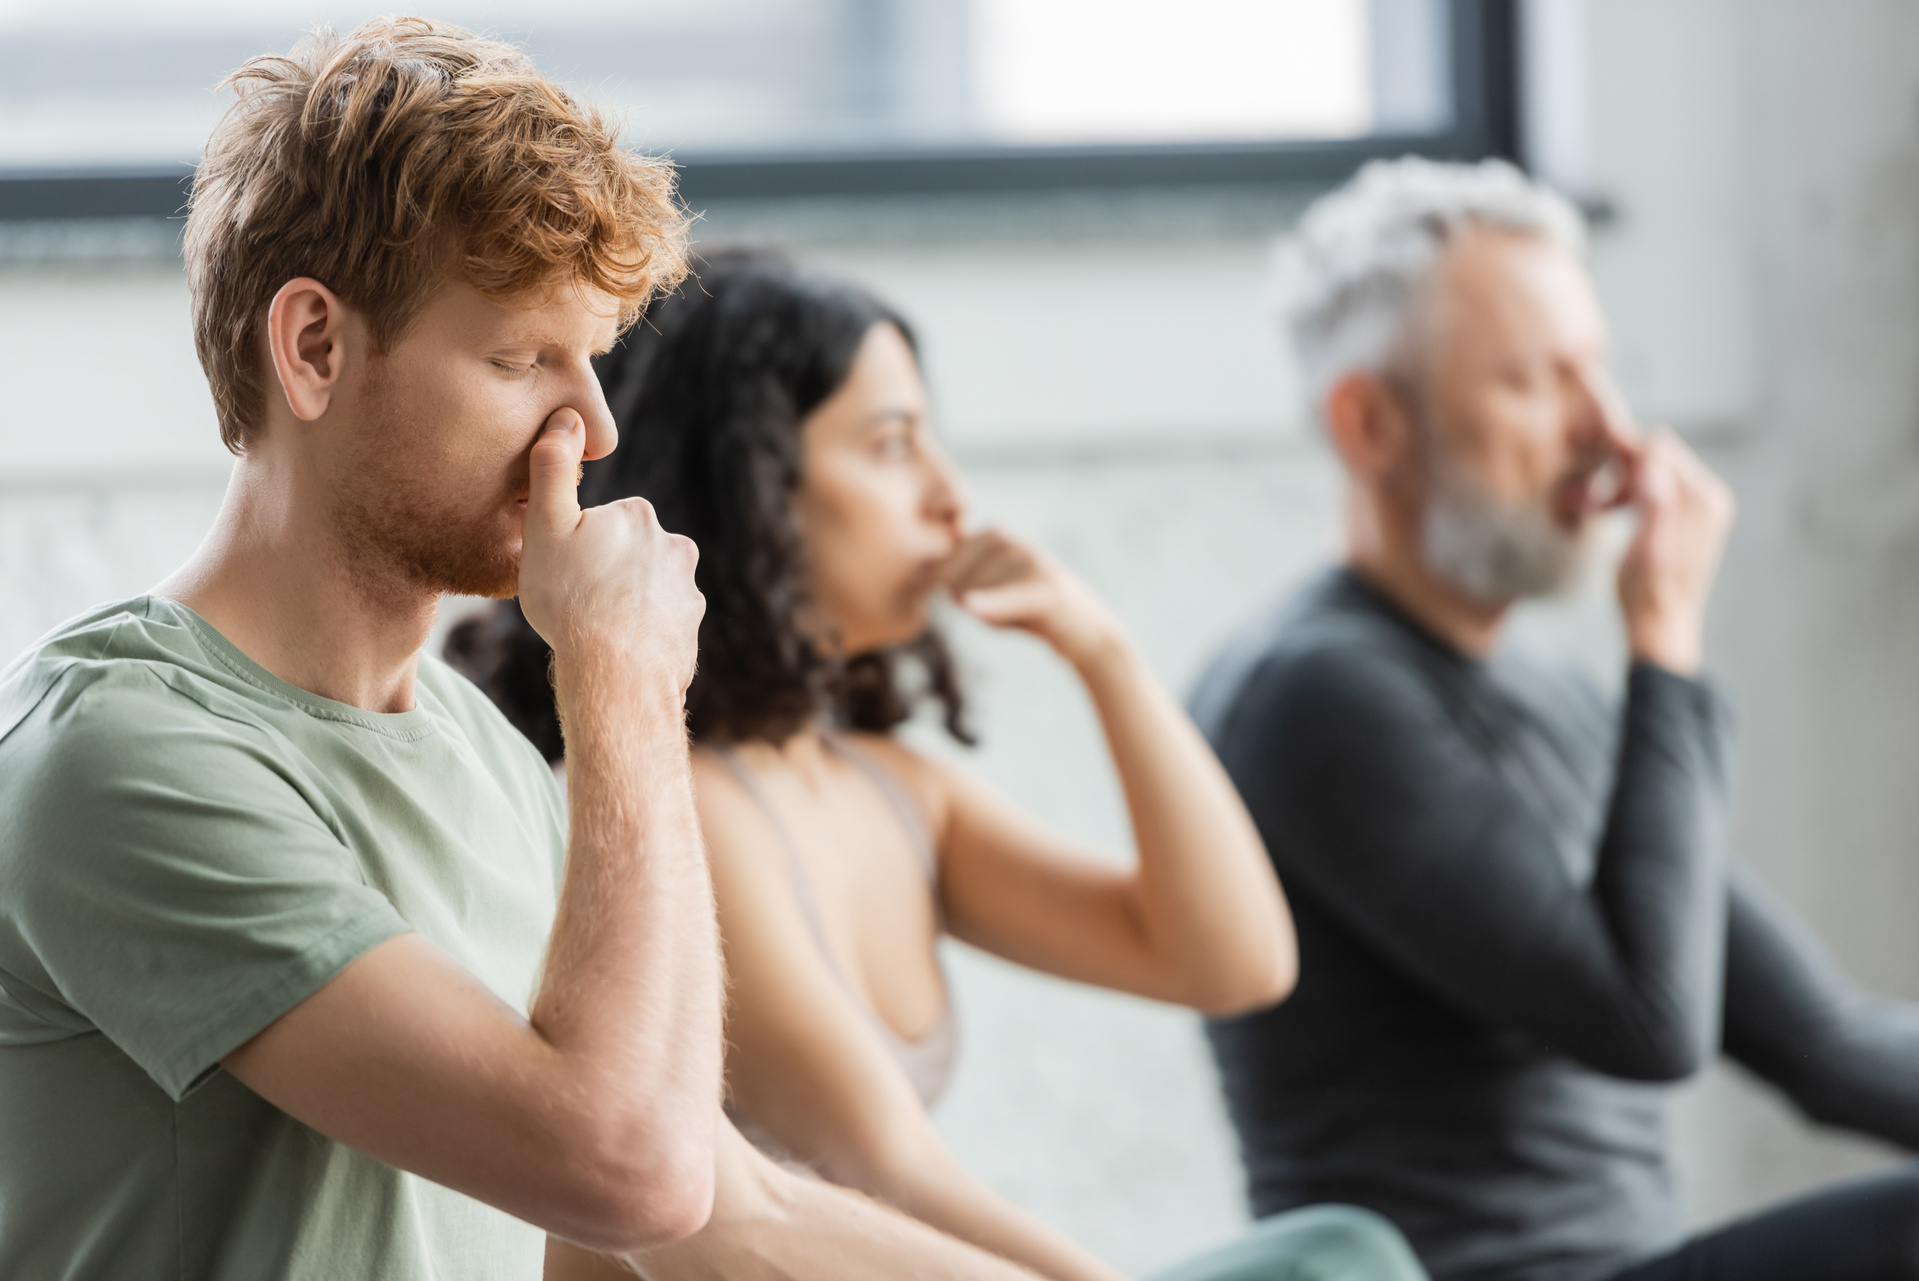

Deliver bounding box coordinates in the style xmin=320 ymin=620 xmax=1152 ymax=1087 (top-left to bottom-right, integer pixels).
xmin=419 ymin=527 xmax=521 ymax=600
xmin=844 ymin=609 xmax=933 ymax=656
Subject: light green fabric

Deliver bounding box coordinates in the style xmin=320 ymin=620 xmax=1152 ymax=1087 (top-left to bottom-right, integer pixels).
xmin=0 ymin=597 xmax=569 ymax=1281
xmin=1149 ymin=1206 xmax=1430 ymax=1281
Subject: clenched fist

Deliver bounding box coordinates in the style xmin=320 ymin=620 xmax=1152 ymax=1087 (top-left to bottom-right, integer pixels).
xmin=515 ymin=407 xmax=704 ymax=694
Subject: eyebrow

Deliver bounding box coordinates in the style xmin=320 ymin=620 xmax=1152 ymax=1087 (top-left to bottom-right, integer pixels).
xmin=491 ymin=329 xmax=620 ymax=359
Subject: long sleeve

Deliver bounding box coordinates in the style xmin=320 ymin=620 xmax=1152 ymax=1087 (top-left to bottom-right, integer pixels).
xmin=1221 ymin=643 xmax=1738 ymax=1081
xmin=1723 ymin=874 xmax=1919 ymax=1148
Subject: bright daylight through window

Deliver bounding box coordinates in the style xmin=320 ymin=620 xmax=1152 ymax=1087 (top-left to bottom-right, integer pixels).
xmin=0 ymin=0 xmax=1453 ymax=172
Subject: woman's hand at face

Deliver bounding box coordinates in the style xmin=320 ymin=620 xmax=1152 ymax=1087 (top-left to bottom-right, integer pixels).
xmin=940 ymin=529 xmax=1125 ymax=669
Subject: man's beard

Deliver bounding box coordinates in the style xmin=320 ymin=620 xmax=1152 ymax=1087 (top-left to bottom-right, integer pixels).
xmin=329 ymin=382 xmax=524 ymax=606
xmin=1419 ymin=442 xmax=1593 ymax=606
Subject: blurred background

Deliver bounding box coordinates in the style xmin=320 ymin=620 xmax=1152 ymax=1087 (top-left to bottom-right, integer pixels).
xmin=3 ymin=0 xmax=1917 ymax=1274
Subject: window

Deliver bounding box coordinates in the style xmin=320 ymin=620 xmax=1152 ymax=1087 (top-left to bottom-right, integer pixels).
xmin=0 ymin=0 xmax=1516 ymax=218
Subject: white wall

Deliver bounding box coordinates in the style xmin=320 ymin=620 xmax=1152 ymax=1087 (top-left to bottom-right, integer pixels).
xmin=1611 ymin=0 xmax=1919 ymax=1226
xmin=5 ymin=2 xmax=1919 ymax=1272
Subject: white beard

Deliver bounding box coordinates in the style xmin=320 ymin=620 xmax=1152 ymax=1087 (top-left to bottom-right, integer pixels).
xmin=1420 ymin=453 xmax=1591 ymax=604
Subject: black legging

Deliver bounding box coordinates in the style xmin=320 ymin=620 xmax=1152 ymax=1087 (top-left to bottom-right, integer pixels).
xmin=1610 ymin=1165 xmax=1919 ymax=1280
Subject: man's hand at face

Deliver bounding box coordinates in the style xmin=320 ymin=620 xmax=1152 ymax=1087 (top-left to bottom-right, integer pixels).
xmin=1610 ymin=424 xmax=1736 ymax=676
xmin=517 ymin=407 xmax=704 ymax=693
xmin=222 ymin=401 xmax=726 ymax=1252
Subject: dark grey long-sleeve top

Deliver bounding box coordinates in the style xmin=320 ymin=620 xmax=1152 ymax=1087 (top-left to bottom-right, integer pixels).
xmin=1191 ymin=570 xmax=1919 ymax=1281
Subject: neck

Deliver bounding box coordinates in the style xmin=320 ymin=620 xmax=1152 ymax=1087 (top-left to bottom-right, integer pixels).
xmin=1343 ymin=484 xmax=1509 ymax=659
xmin=155 ymin=452 xmax=439 ymax=713
xmin=729 ymin=725 xmax=844 ymax=797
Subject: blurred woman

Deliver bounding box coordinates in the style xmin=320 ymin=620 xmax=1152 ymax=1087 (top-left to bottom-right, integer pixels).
xmin=452 ymin=248 xmax=1427 ymax=1281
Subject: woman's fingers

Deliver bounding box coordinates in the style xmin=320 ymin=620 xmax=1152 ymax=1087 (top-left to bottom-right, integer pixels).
xmin=936 ymin=531 xmax=1002 ymax=588
xmin=959 ymin=581 xmax=1054 ymax=627
xmin=941 ymin=529 xmax=1037 ymax=594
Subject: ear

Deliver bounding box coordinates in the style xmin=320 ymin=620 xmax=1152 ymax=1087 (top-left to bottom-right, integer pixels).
xmin=264 ymin=277 xmax=350 ymax=423
xmin=1322 ymin=370 xmax=1418 ymax=484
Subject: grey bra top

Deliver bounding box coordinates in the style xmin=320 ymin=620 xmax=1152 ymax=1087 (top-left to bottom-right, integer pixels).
xmin=714 ymin=733 xmax=959 ymax=1117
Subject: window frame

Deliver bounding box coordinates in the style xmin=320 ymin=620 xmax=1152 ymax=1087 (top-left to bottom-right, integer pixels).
xmin=0 ymin=0 xmax=1518 ymax=221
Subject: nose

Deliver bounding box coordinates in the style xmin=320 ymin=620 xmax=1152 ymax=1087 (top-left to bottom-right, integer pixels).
xmin=574 ymin=365 xmax=619 ymax=463
xmin=1566 ymin=361 xmax=1630 ymax=457
xmin=1558 ymin=360 xmax=1619 ymax=454
xmin=922 ymin=436 xmax=968 ymax=534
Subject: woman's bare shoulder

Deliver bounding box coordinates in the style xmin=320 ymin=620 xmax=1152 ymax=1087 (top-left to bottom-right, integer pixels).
xmin=688 ymin=744 xmax=786 ymax=869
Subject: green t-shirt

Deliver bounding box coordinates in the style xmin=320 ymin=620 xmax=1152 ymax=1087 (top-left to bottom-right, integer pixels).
xmin=0 ymin=596 xmax=569 ymax=1280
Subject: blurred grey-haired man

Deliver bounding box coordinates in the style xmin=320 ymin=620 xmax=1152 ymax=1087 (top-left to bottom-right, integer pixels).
xmin=1192 ymin=157 xmax=1919 ymax=1281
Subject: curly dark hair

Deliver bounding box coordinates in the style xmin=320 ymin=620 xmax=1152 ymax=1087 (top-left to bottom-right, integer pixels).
xmin=446 ymin=246 xmax=973 ymax=761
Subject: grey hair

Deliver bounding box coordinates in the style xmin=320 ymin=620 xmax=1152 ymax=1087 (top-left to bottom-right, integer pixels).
xmin=1276 ymin=157 xmax=1586 ymax=421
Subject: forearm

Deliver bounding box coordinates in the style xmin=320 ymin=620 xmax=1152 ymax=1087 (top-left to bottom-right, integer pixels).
xmin=613 ymin=1127 xmax=1042 ymax=1281
xmin=877 ymin=1151 xmax=1128 ymax=1281
xmin=1075 ymin=637 xmax=1293 ymax=1011
xmin=1775 ymin=997 xmax=1919 ymax=1146
xmin=534 ymin=648 xmax=724 ymax=1192
xmin=1586 ymin=663 xmax=1736 ymax=1072
xmin=1725 ymin=878 xmax=1919 ymax=1148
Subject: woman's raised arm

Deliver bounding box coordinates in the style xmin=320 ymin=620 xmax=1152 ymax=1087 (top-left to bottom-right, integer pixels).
xmin=924 ymin=530 xmax=1296 ymax=1014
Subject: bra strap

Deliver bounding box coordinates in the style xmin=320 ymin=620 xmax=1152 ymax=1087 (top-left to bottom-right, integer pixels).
xmin=710 ymin=744 xmax=847 ymax=986
xmin=822 ymin=732 xmax=939 ymax=885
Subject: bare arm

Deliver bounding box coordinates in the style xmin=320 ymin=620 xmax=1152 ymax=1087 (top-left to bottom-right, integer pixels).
xmin=224 ymin=409 xmax=723 ymax=1253
xmin=931 ymin=531 xmax=1294 ymax=1014
xmin=694 ymin=761 xmax=1124 ymax=1281
xmin=548 ymin=1124 xmax=1045 ymax=1281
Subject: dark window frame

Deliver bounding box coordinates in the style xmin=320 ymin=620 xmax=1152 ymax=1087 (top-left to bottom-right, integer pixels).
xmin=0 ymin=0 xmax=1517 ymax=221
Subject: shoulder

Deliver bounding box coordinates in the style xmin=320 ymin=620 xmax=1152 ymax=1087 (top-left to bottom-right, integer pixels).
xmin=688 ymin=745 xmax=785 ymax=859
xmin=686 ymin=745 xmax=811 ymax=926
xmin=1 ymin=602 xmax=263 ymax=783
xmin=1191 ymin=584 xmax=1448 ymax=766
xmin=0 ymin=615 xmax=344 ymax=896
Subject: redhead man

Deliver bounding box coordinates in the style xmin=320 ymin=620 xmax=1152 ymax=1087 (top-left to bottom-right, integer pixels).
xmin=1193 ymin=158 xmax=1919 ymax=1281
xmin=0 ymin=18 xmax=1035 ymax=1281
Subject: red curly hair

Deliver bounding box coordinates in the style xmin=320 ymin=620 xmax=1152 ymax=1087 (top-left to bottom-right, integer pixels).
xmin=185 ymin=15 xmax=689 ymax=453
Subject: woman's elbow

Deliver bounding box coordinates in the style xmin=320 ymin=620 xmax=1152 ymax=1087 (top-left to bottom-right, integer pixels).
xmin=1191 ymin=944 xmax=1298 ymax=1017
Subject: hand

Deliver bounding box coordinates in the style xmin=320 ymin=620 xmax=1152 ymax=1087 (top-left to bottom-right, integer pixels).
xmin=1610 ymin=426 xmax=1736 ymax=674
xmin=941 ymin=529 xmax=1124 ymax=669
xmin=516 ymin=408 xmax=704 ymax=691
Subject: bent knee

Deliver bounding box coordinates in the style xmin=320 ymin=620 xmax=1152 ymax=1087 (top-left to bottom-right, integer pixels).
xmin=1264 ymin=1204 xmax=1423 ymax=1274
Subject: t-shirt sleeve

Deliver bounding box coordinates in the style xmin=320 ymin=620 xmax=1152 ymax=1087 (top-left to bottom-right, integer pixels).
xmin=0 ymin=666 xmax=413 ymax=1100
xmin=1216 ymin=641 xmax=1736 ymax=1080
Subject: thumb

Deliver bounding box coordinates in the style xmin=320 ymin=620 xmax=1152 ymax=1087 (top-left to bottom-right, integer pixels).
xmin=526 ymin=408 xmax=586 ymax=540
